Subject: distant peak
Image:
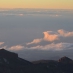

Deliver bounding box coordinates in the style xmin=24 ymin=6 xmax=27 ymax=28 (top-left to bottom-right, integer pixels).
xmin=58 ymin=56 xmax=73 ymax=63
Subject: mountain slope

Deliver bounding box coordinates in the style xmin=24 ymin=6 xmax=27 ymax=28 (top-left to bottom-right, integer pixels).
xmin=0 ymin=49 xmax=73 ymax=73
xmin=0 ymin=49 xmax=32 ymax=66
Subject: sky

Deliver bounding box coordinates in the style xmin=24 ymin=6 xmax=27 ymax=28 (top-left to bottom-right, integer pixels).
xmin=0 ymin=0 xmax=73 ymax=9
xmin=0 ymin=9 xmax=73 ymax=61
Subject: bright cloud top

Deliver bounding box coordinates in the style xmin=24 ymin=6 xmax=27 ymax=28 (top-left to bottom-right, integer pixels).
xmin=43 ymin=31 xmax=59 ymax=42
xmin=27 ymin=29 xmax=73 ymax=45
xmin=58 ymin=29 xmax=73 ymax=37
xmin=26 ymin=39 xmax=42 ymax=45
xmin=8 ymin=45 xmax=24 ymax=51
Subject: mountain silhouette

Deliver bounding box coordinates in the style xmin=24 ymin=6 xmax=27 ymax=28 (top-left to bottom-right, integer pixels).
xmin=58 ymin=56 xmax=73 ymax=63
xmin=0 ymin=49 xmax=32 ymax=66
xmin=0 ymin=49 xmax=73 ymax=73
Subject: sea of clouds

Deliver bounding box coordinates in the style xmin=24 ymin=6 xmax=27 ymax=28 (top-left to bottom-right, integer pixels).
xmin=0 ymin=9 xmax=73 ymax=61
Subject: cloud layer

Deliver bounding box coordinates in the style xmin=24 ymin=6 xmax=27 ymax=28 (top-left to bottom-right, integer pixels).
xmin=27 ymin=29 xmax=73 ymax=45
xmin=29 ymin=42 xmax=73 ymax=51
xmin=0 ymin=29 xmax=73 ymax=61
xmin=0 ymin=29 xmax=73 ymax=51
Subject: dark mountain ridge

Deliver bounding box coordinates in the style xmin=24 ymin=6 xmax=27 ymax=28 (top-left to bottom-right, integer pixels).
xmin=58 ymin=56 xmax=73 ymax=63
xmin=0 ymin=49 xmax=73 ymax=73
xmin=0 ymin=49 xmax=32 ymax=66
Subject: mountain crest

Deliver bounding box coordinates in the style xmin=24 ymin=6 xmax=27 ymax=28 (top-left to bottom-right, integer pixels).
xmin=58 ymin=56 xmax=73 ymax=63
xmin=0 ymin=48 xmax=18 ymax=58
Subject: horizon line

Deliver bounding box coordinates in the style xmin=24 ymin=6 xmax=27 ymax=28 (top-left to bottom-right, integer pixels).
xmin=0 ymin=8 xmax=73 ymax=10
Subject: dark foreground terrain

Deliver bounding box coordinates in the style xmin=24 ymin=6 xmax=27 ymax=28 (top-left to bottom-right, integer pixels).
xmin=0 ymin=49 xmax=73 ymax=73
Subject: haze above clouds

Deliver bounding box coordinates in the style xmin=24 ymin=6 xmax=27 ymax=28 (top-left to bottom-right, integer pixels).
xmin=0 ymin=9 xmax=73 ymax=61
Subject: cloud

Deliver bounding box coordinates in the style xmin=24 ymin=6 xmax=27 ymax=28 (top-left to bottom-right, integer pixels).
xmin=26 ymin=39 xmax=42 ymax=45
xmin=0 ymin=42 xmax=4 ymax=46
xmin=8 ymin=45 xmax=24 ymax=51
xmin=1 ymin=29 xmax=73 ymax=52
xmin=50 ymin=14 xmax=62 ymax=17
xmin=9 ymin=43 xmax=73 ymax=51
xmin=43 ymin=31 xmax=59 ymax=42
xmin=26 ymin=29 xmax=73 ymax=46
xmin=43 ymin=29 xmax=73 ymax=40
xmin=58 ymin=29 xmax=73 ymax=37
xmin=2 ymin=13 xmax=24 ymax=16
xmin=0 ymin=42 xmax=7 ymax=50
xmin=28 ymin=43 xmax=73 ymax=51
xmin=26 ymin=31 xmax=59 ymax=45
xmin=0 ymin=46 xmax=7 ymax=49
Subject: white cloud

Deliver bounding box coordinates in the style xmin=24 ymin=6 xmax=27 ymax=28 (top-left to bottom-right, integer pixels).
xmin=9 ymin=45 xmax=24 ymax=51
xmin=58 ymin=29 xmax=73 ymax=37
xmin=0 ymin=42 xmax=4 ymax=46
xmin=43 ymin=31 xmax=59 ymax=42
xmin=1 ymin=29 xmax=72 ymax=51
xmin=26 ymin=31 xmax=59 ymax=45
xmin=26 ymin=29 xmax=73 ymax=45
xmin=6 ymin=42 xmax=73 ymax=51
xmin=26 ymin=39 xmax=42 ymax=45
xmin=29 ymin=43 xmax=73 ymax=51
